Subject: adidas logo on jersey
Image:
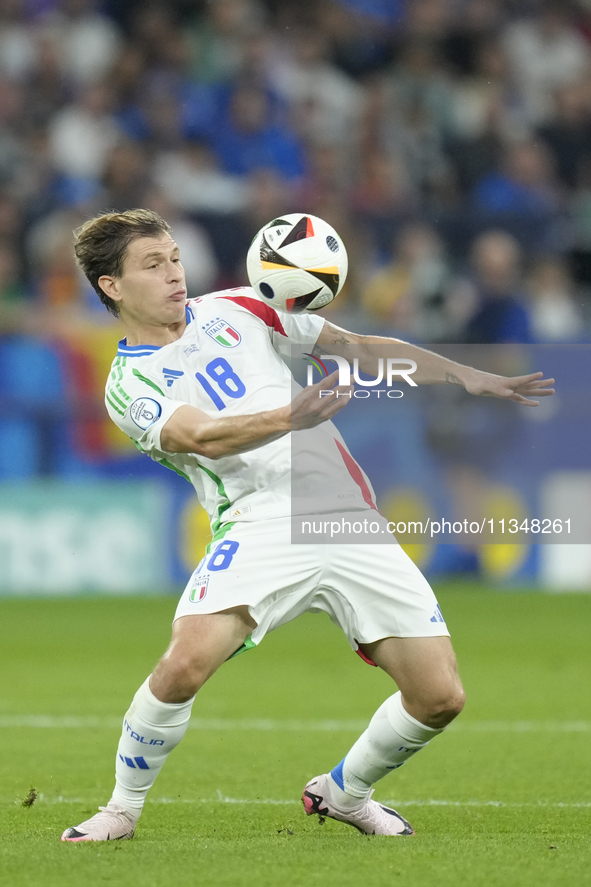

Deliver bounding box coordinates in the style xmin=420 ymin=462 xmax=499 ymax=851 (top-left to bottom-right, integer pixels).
xmin=430 ymin=604 xmax=446 ymax=624
xmin=163 ymin=367 xmax=184 ymax=387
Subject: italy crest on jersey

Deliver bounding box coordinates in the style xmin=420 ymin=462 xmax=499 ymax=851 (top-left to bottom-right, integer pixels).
xmin=189 ymin=576 xmax=208 ymax=602
xmin=204 ymin=319 xmax=241 ymax=347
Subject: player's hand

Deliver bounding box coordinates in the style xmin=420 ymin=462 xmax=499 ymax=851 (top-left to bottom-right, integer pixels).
xmin=464 ymin=370 xmax=555 ymax=406
xmin=289 ymin=370 xmax=354 ymax=429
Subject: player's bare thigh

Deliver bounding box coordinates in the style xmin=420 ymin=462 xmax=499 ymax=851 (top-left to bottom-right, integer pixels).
xmin=150 ymin=606 xmax=257 ymax=704
xmin=360 ymin=636 xmax=466 ymax=729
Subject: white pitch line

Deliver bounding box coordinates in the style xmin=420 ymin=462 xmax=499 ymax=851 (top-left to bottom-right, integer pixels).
xmin=18 ymin=793 xmax=591 ymax=810
xmin=197 ymin=794 xmax=591 ymax=810
xmin=456 ymin=720 xmax=591 ymax=733
xmin=0 ymin=716 xmax=123 ymax=729
xmin=0 ymin=716 xmax=590 ymax=732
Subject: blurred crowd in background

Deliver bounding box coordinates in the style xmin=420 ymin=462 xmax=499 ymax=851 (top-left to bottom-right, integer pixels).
xmin=2 ymin=0 xmax=591 ymax=479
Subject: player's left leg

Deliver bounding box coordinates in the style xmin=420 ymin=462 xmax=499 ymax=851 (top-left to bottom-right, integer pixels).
xmin=303 ymin=635 xmax=464 ymax=835
xmin=335 ymin=634 xmax=464 ymax=784
xmin=61 ymin=606 xmax=254 ymax=842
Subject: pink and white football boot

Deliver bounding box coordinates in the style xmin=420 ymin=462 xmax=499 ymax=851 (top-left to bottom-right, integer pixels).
xmin=303 ymin=773 xmax=414 ymax=836
xmin=61 ymin=803 xmax=138 ymax=842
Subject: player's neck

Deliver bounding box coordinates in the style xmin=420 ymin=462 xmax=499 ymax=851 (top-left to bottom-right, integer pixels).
xmin=122 ymin=316 xmax=188 ymax=347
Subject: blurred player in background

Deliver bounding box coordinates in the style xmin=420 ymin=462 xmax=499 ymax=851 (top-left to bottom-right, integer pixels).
xmin=61 ymin=209 xmax=554 ymax=842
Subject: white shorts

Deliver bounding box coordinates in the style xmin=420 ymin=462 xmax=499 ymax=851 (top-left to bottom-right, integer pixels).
xmin=174 ymin=515 xmax=449 ymax=654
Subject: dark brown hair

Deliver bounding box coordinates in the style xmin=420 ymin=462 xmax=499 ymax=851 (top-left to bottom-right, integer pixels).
xmin=73 ymin=209 xmax=173 ymax=316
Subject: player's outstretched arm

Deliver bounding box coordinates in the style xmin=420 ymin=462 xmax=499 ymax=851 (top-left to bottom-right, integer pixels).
xmin=316 ymin=321 xmax=555 ymax=407
xmin=160 ymin=370 xmax=353 ymax=458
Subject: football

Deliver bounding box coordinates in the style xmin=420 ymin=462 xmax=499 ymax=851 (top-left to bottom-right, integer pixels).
xmin=246 ymin=213 xmax=348 ymax=313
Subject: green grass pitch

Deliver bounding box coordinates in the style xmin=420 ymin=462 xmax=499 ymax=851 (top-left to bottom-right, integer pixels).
xmin=1 ymin=587 xmax=590 ymax=887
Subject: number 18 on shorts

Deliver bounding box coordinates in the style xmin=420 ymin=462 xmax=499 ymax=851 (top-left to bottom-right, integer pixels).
xmin=188 ymin=540 xmax=240 ymax=603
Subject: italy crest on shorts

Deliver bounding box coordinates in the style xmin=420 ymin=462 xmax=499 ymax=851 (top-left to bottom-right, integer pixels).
xmin=189 ymin=576 xmax=208 ymax=602
xmin=205 ymin=319 xmax=241 ymax=347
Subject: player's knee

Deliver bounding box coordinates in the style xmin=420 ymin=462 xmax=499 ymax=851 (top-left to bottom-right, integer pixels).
xmin=159 ymin=651 xmax=211 ymax=697
xmin=426 ymin=684 xmax=466 ymax=727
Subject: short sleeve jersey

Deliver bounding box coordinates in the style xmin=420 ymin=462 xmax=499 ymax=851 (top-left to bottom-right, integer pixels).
xmin=105 ymin=288 xmax=376 ymax=531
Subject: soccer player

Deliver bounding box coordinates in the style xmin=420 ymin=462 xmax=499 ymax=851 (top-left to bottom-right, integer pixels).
xmin=62 ymin=210 xmax=554 ymax=841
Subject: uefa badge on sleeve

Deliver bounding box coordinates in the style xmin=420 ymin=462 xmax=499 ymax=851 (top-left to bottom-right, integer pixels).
xmin=129 ymin=397 xmax=162 ymax=429
xmin=190 ymin=577 xmax=208 ymax=602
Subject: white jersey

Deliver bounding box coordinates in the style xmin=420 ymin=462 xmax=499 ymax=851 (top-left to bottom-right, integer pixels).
xmin=105 ymin=288 xmax=376 ymax=532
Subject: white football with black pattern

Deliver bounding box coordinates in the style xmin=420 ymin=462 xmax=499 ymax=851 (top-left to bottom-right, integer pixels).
xmin=246 ymin=213 xmax=348 ymax=313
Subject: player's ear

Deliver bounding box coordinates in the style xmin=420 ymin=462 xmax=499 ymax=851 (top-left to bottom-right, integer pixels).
xmin=98 ymin=275 xmax=122 ymax=305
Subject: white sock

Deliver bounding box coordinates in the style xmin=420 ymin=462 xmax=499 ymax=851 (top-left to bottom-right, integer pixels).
xmin=109 ymin=676 xmax=194 ymax=816
xmin=329 ymin=691 xmax=444 ymax=807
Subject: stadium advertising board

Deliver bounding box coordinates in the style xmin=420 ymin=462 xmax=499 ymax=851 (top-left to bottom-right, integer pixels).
xmin=0 ymin=481 xmax=170 ymax=595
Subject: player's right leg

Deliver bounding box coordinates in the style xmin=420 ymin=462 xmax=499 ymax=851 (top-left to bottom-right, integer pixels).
xmin=61 ymin=607 xmax=255 ymax=842
xmin=300 ymin=529 xmax=465 ymax=835
xmin=303 ymin=636 xmax=464 ymax=836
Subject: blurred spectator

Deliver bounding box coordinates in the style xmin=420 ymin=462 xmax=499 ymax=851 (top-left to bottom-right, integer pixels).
xmin=441 ymin=0 xmax=505 ymax=77
xmin=473 ymin=140 xmax=558 ymax=215
xmin=357 ymin=73 xmax=390 ymax=158
xmin=153 ymin=143 xmax=249 ymax=216
xmin=295 ymin=144 xmax=351 ymax=217
xmin=351 ymin=151 xmax=416 ymax=257
xmin=379 ymin=42 xmax=454 ymax=195
xmin=526 ymin=257 xmax=583 ymax=342
xmin=570 ymin=157 xmax=591 ymax=250
xmin=25 ymin=207 xmax=83 ymax=308
xmin=209 ymin=83 xmax=307 ymax=181
xmin=0 ymin=192 xmax=23 ymax=239
xmin=317 ymin=0 xmax=398 ymax=77
xmin=11 ymin=127 xmax=55 ymax=209
xmin=48 ymin=82 xmax=120 ymax=181
xmin=186 ymin=0 xmax=266 ymax=85
xmin=449 ymin=39 xmax=527 ymax=146
xmin=128 ymin=91 xmax=185 ymax=151
xmin=538 ymin=81 xmax=591 ymax=190
xmin=22 ymin=31 xmax=69 ymax=128
xmin=269 ymin=28 xmax=364 ymax=147
xmin=503 ymin=3 xmax=590 ymax=126
xmin=463 ymin=230 xmax=532 ymax=343
xmin=472 ymin=139 xmax=564 ymax=252
xmin=99 ymin=142 xmax=150 ymax=211
xmin=113 ymin=57 xmax=220 ymax=148
xmin=0 ymin=0 xmax=36 ymax=81
xmin=384 ymin=41 xmax=455 ymax=145
xmin=40 ymin=0 xmax=122 ymax=87
xmin=0 ymin=240 xmax=24 ymax=298
xmin=0 ymin=78 xmax=29 ymax=187
xmin=335 ymin=0 xmax=403 ymax=29
xmin=361 ymin=223 xmax=451 ymax=339
xmin=242 ymin=167 xmax=295 ymax=237
xmin=0 ymin=194 xmax=26 ymax=284
xmin=107 ymin=44 xmax=145 ymax=110
xmin=0 ymin=241 xmax=26 ymax=331
xmin=405 ymin=0 xmax=453 ymax=41
xmin=127 ymin=2 xmax=182 ymax=70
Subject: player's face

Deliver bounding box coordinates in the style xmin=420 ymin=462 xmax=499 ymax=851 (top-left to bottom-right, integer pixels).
xmin=107 ymin=234 xmax=187 ymax=327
